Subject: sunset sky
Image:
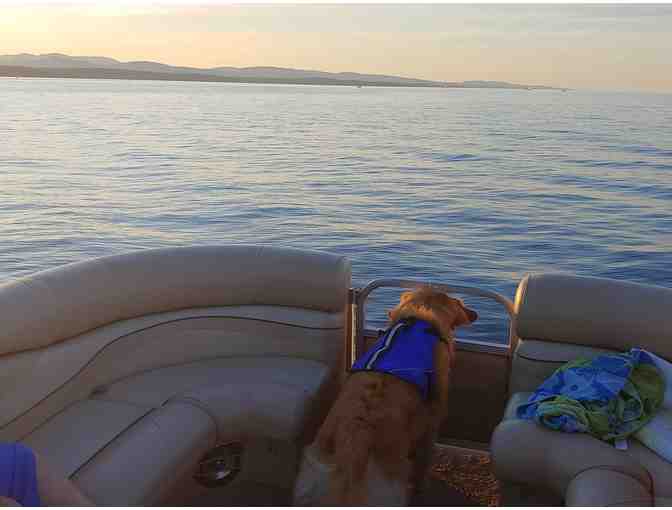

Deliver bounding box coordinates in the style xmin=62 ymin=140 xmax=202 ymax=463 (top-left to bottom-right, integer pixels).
xmin=2 ymin=2 xmax=671 ymax=93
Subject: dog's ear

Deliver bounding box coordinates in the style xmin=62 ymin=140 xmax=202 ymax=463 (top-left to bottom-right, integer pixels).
xmin=461 ymin=304 xmax=478 ymax=324
xmin=444 ymin=296 xmax=478 ymax=326
xmin=389 ymin=290 xmax=421 ymax=322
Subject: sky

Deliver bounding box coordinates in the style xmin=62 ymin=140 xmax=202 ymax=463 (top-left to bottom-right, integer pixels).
xmin=2 ymin=2 xmax=671 ymax=93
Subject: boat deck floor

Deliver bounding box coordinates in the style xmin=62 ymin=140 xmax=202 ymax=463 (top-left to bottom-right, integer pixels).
xmin=193 ymin=443 xmax=559 ymax=506
xmin=414 ymin=443 xmax=561 ymax=507
xmin=414 ymin=443 xmax=499 ymax=506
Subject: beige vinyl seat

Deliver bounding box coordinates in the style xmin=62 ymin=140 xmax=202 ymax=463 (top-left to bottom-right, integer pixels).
xmin=492 ymin=273 xmax=672 ymax=506
xmin=0 ymin=245 xmax=351 ymax=505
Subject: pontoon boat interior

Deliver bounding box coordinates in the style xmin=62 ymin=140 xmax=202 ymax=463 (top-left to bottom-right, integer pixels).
xmin=1 ymin=245 xmax=670 ymax=505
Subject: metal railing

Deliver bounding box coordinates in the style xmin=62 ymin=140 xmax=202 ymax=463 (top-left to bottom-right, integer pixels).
xmin=351 ymin=278 xmax=517 ymax=364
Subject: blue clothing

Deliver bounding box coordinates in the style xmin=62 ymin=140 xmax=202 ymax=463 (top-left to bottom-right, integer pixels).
xmin=0 ymin=442 xmax=41 ymax=506
xmin=516 ymin=348 xmax=664 ymax=442
xmin=351 ymin=319 xmax=441 ymax=400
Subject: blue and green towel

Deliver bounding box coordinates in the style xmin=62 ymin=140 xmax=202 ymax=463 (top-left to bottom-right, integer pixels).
xmin=517 ymin=348 xmax=665 ymax=443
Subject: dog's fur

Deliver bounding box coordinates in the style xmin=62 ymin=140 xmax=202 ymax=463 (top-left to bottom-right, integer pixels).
xmin=293 ymin=288 xmax=477 ymax=506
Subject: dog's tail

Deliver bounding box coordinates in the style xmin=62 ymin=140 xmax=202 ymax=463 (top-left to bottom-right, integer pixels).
xmin=327 ymin=379 xmax=386 ymax=505
xmin=328 ymin=419 xmax=376 ymax=504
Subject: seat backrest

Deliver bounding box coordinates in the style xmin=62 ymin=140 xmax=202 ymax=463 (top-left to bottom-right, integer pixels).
xmin=510 ymin=273 xmax=672 ymax=393
xmin=0 ymin=245 xmax=351 ymax=440
xmin=516 ymin=272 xmax=672 ymax=358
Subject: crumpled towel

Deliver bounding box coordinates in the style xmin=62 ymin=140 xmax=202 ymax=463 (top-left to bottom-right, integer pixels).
xmin=517 ymin=348 xmax=664 ymax=443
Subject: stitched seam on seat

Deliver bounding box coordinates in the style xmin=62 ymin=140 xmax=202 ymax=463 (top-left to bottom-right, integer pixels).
xmin=516 ymin=353 xmax=568 ymax=364
xmin=5 ymin=312 xmax=343 ymax=358
xmin=573 ymin=464 xmax=653 ymax=494
xmin=18 ymin=399 xmax=150 ymax=442
xmin=69 ymin=408 xmax=155 ymax=479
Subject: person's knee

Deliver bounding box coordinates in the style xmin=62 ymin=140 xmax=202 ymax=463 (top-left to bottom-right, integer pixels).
xmin=33 ymin=452 xmax=93 ymax=506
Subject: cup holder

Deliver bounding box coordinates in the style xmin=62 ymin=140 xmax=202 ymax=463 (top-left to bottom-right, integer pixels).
xmin=194 ymin=441 xmax=243 ymax=488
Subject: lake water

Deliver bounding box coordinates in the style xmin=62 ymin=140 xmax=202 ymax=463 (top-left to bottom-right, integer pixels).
xmin=1 ymin=78 xmax=671 ymax=343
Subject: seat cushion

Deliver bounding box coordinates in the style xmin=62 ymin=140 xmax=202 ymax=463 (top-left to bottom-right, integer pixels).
xmin=625 ymin=441 xmax=672 ymax=500
xmin=516 ymin=339 xmax=616 ymax=364
xmin=25 ymin=399 xmax=215 ymax=506
xmin=20 ymin=356 xmax=336 ymax=505
xmin=21 ymin=356 xmax=335 ymax=505
xmin=23 ymin=399 xmax=152 ymax=477
xmin=98 ymin=356 xmax=335 ymax=443
xmin=510 ymin=339 xmax=616 ymax=394
xmin=98 ymin=357 xmax=330 ymax=407
xmin=493 ymin=403 xmax=672 ymax=504
xmin=565 ymin=467 xmax=652 ymax=506
xmin=491 ymin=419 xmax=652 ymax=498
xmin=177 ymin=382 xmax=314 ymax=442
xmin=73 ymin=401 xmax=215 ymax=506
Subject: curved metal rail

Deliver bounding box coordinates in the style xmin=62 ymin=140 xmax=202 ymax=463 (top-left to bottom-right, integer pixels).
xmin=352 ymin=278 xmax=516 ymax=363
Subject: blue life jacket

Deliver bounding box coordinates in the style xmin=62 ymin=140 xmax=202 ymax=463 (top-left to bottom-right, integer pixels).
xmin=351 ymin=319 xmax=441 ymax=400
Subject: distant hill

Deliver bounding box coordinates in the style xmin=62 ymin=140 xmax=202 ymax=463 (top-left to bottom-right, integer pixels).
xmin=0 ymin=53 xmax=562 ymax=90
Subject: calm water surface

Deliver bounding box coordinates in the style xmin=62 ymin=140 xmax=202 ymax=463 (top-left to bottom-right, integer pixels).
xmin=2 ymin=78 xmax=671 ymax=342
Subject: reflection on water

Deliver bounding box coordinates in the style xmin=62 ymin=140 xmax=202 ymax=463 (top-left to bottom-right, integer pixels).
xmin=2 ymin=78 xmax=671 ymax=343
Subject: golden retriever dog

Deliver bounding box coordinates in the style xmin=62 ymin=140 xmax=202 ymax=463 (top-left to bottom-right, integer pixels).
xmin=293 ymin=287 xmax=477 ymax=506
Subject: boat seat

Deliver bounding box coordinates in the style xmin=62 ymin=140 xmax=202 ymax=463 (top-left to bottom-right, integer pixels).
xmin=23 ymin=356 xmax=331 ymax=505
xmin=492 ymin=273 xmax=672 ymax=506
xmin=0 ymin=245 xmax=351 ymax=506
xmin=26 ymin=399 xmax=216 ymax=505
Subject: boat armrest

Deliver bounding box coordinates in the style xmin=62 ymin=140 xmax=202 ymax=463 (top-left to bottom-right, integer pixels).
xmin=491 ymin=419 xmax=651 ymax=499
xmin=565 ymin=467 xmax=652 ymax=506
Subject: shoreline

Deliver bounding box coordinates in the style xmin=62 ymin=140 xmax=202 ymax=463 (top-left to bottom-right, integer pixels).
xmin=0 ymin=65 xmax=561 ymax=91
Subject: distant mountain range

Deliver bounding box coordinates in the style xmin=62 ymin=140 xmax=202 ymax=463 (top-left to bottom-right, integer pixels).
xmin=0 ymin=53 xmax=563 ymax=90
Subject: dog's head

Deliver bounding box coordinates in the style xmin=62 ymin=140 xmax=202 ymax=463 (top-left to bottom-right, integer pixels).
xmin=387 ymin=287 xmax=478 ymax=341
